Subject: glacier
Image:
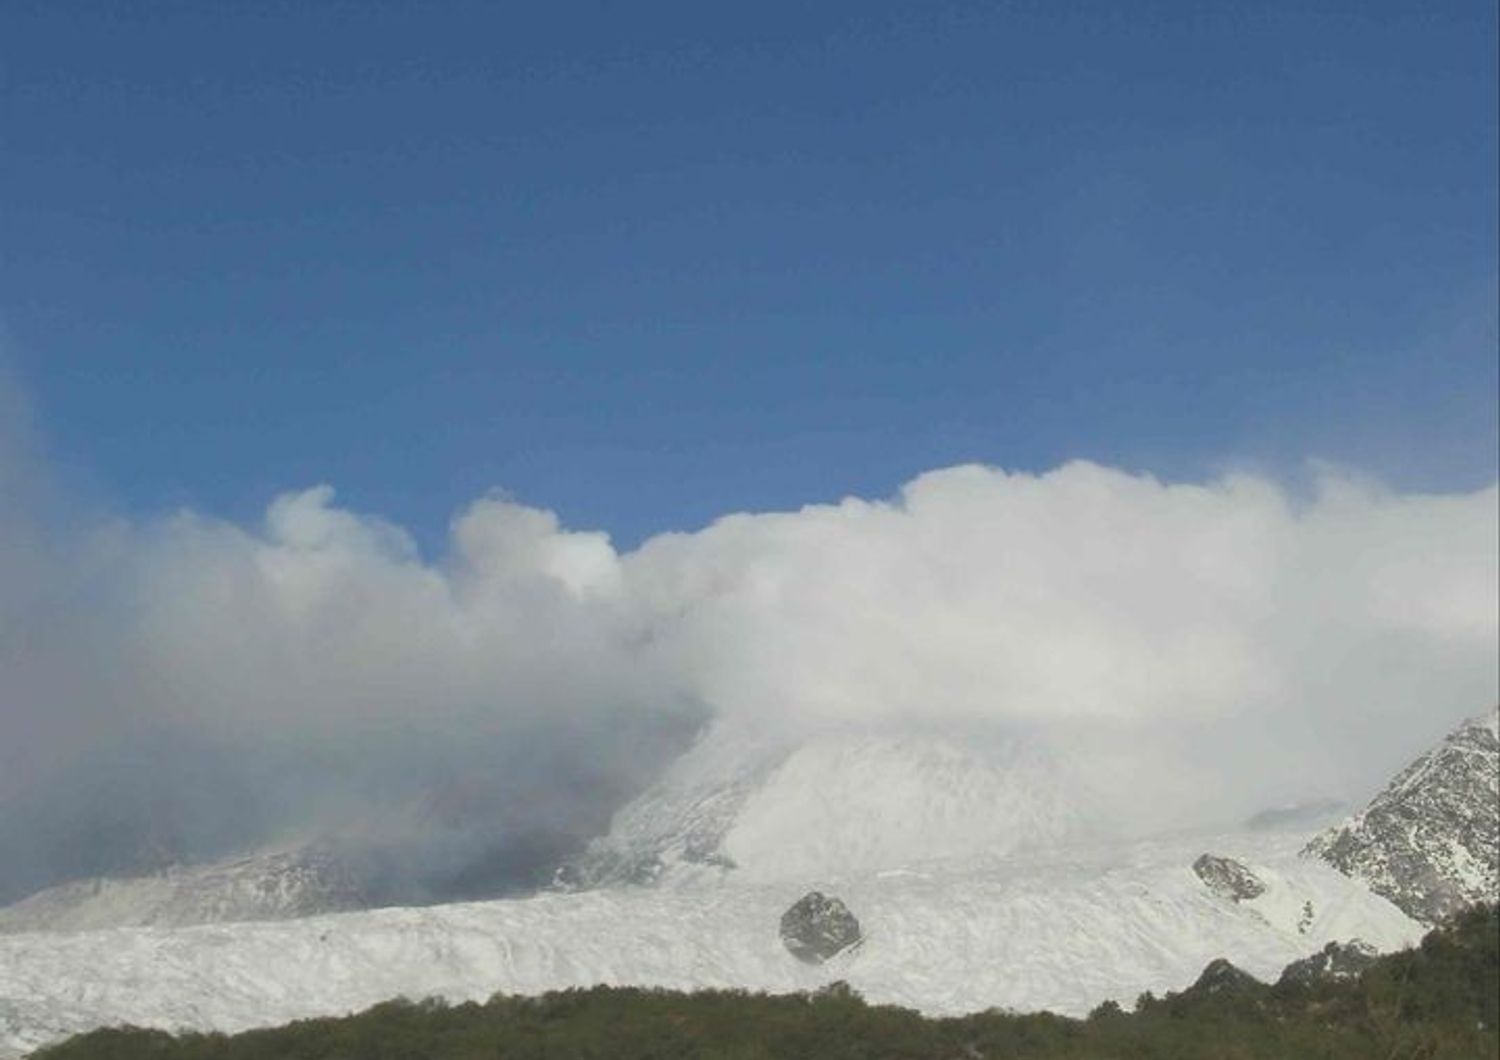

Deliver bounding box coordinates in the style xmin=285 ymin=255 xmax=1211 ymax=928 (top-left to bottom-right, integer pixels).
xmin=0 ymin=823 xmax=1421 ymax=1058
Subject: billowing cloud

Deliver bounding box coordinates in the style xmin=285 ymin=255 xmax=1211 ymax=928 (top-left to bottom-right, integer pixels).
xmin=622 ymin=462 xmax=1496 ymax=826
xmin=631 ymin=461 xmax=1495 ymax=728
xmin=0 ymin=381 xmax=1495 ymax=903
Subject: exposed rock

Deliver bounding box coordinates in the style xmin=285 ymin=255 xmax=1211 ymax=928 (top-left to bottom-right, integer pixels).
xmin=1303 ymin=707 xmax=1499 ymax=924
xmin=1192 ymin=853 xmax=1265 ymax=903
xmin=1185 ymin=958 xmax=1262 ymax=997
xmin=1277 ymin=939 xmax=1378 ymax=986
xmin=780 ymin=891 xmax=862 ymax=963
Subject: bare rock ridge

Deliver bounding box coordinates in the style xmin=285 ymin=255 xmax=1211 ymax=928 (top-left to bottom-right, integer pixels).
xmin=1303 ymin=706 xmax=1499 ymax=924
xmin=779 ymin=891 xmax=862 ymax=964
xmin=1192 ymin=853 xmax=1265 ymax=903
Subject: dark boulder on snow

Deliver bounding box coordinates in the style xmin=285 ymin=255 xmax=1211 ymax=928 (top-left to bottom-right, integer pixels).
xmin=780 ymin=891 xmax=862 ymax=963
xmin=1192 ymin=853 xmax=1266 ymax=903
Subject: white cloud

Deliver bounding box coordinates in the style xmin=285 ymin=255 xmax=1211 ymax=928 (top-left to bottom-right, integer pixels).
xmin=0 ymin=409 xmax=1495 ymax=898
xmin=625 ymin=461 xmax=1495 ymax=733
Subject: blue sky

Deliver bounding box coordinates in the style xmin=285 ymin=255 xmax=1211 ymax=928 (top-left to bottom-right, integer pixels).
xmin=3 ymin=0 xmax=1495 ymax=550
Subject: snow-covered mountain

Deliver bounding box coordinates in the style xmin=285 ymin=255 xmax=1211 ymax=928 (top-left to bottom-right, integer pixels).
xmin=0 ymin=824 xmax=1421 ymax=1059
xmin=0 ymin=843 xmax=364 ymax=934
xmin=5 ymin=710 xmax=1495 ymax=1057
xmin=559 ymin=722 xmax=1105 ymax=888
xmin=1303 ymin=706 xmax=1499 ymax=924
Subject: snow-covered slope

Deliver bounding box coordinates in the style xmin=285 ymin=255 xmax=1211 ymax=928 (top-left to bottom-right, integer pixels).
xmin=11 ymin=713 xmax=1493 ymax=1057
xmin=561 ymin=722 xmax=1104 ymax=887
xmin=0 ymin=845 xmax=364 ymax=934
xmin=1303 ymin=706 xmax=1499 ymax=924
xmin=0 ymin=824 xmax=1421 ymax=1058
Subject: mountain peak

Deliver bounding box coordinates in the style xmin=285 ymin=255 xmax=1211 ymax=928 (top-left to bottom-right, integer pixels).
xmin=1303 ymin=706 xmax=1499 ymax=924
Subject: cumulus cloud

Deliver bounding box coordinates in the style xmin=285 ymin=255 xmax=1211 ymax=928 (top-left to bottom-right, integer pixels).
xmin=624 ymin=462 xmax=1496 ymax=825
xmin=633 ymin=462 xmax=1496 ymax=728
xmin=0 ymin=381 xmax=1495 ymax=902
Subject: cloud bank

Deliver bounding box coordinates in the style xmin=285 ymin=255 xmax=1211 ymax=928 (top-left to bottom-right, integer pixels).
xmin=1 ymin=381 xmax=1495 ymax=902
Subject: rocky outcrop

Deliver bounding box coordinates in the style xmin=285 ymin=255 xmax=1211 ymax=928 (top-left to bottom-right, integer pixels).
xmin=1303 ymin=707 xmax=1499 ymax=924
xmin=1192 ymin=853 xmax=1265 ymax=903
xmin=1185 ymin=958 xmax=1261 ymax=997
xmin=779 ymin=891 xmax=862 ymax=963
xmin=1277 ymin=939 xmax=1378 ymax=986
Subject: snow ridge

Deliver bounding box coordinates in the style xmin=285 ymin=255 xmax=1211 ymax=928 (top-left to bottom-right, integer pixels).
xmin=0 ymin=845 xmax=363 ymax=934
xmin=561 ymin=723 xmax=1104 ymax=886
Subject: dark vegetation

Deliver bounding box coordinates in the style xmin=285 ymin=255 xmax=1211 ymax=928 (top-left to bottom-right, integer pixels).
xmin=34 ymin=904 xmax=1498 ymax=1060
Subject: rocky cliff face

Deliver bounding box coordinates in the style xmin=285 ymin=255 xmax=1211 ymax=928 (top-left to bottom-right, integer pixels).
xmin=1303 ymin=707 xmax=1499 ymax=924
